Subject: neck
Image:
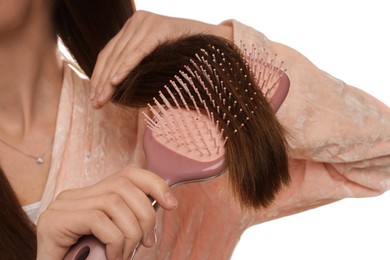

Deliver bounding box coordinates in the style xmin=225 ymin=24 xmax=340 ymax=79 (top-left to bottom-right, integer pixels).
xmin=0 ymin=2 xmax=63 ymax=138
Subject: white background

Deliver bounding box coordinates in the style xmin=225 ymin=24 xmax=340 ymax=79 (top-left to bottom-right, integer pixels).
xmin=135 ymin=1 xmax=390 ymax=259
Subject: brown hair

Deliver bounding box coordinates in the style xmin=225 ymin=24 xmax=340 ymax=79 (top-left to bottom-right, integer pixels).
xmin=0 ymin=168 xmax=37 ymax=259
xmin=112 ymin=34 xmax=290 ymax=210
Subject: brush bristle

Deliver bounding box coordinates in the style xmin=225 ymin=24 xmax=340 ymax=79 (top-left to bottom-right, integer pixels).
xmin=144 ymin=105 xmax=226 ymax=162
xmin=240 ymin=42 xmax=287 ymax=99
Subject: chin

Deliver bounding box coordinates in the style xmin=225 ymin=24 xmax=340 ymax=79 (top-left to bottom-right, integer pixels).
xmin=0 ymin=0 xmax=33 ymax=36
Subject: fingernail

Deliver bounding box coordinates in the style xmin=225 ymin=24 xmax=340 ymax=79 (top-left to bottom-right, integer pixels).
xmin=111 ymin=71 xmax=127 ymax=85
xmin=111 ymin=74 xmax=120 ymax=84
xmin=146 ymin=229 xmax=156 ymax=246
xmin=92 ymin=99 xmax=101 ymax=109
xmin=164 ymin=191 xmax=178 ymax=207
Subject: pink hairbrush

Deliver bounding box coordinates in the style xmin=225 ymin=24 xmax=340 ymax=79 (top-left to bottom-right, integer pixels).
xmin=64 ymin=39 xmax=290 ymax=260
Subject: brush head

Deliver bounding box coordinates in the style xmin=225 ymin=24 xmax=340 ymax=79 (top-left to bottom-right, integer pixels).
xmin=143 ymin=108 xmax=226 ymax=187
xmin=240 ymin=42 xmax=290 ymax=112
xmin=141 ymin=38 xmax=291 ymax=203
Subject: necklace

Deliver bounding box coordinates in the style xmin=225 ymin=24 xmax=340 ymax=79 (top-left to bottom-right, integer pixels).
xmin=0 ymin=138 xmax=53 ymax=164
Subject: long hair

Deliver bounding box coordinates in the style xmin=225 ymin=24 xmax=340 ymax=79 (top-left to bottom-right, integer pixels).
xmin=0 ymin=168 xmax=37 ymax=259
xmin=112 ymin=34 xmax=290 ymax=209
xmin=54 ymin=0 xmax=134 ymax=76
xmin=0 ymin=0 xmax=135 ymax=257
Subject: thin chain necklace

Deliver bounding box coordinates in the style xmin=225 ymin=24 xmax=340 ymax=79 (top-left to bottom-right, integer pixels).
xmin=0 ymin=138 xmax=53 ymax=164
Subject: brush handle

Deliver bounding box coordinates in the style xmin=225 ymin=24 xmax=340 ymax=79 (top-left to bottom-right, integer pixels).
xmin=63 ymin=236 xmax=106 ymax=260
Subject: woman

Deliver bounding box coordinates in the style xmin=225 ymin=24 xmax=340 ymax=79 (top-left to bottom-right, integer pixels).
xmin=0 ymin=1 xmax=256 ymax=259
xmin=1 ymin=1 xmax=389 ymax=260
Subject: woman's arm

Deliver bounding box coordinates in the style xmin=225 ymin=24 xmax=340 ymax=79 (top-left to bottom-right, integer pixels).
xmin=229 ymin=19 xmax=390 ymax=220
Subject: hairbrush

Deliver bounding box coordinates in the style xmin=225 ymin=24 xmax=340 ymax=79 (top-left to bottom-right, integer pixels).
xmin=143 ymin=42 xmax=289 ymax=187
xmin=64 ymin=35 xmax=290 ymax=260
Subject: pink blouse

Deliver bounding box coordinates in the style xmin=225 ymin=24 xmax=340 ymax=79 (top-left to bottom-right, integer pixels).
xmin=35 ymin=20 xmax=390 ymax=259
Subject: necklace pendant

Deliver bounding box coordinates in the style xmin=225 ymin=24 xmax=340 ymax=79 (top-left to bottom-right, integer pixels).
xmin=36 ymin=157 xmax=44 ymax=164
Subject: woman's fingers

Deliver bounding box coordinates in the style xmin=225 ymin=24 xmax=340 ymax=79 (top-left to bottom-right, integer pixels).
xmin=122 ymin=166 xmax=178 ymax=210
xmin=37 ymin=166 xmax=178 ymax=259
xmin=90 ymin=10 xmax=232 ymax=109
xmin=90 ymin=12 xmax=154 ymax=108
xmin=50 ymin=192 xmax=154 ymax=249
xmin=37 ymin=209 xmax=125 ymax=260
xmin=90 ymin=12 xmax=145 ymax=107
xmin=102 ymin=13 xmax=163 ymax=87
xmin=56 ymin=166 xmax=178 ymax=210
xmin=90 ymin=19 xmax=128 ymax=100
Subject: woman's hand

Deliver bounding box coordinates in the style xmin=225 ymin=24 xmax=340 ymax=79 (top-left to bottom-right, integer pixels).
xmin=90 ymin=10 xmax=232 ymax=109
xmin=36 ymin=166 xmax=178 ymax=260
